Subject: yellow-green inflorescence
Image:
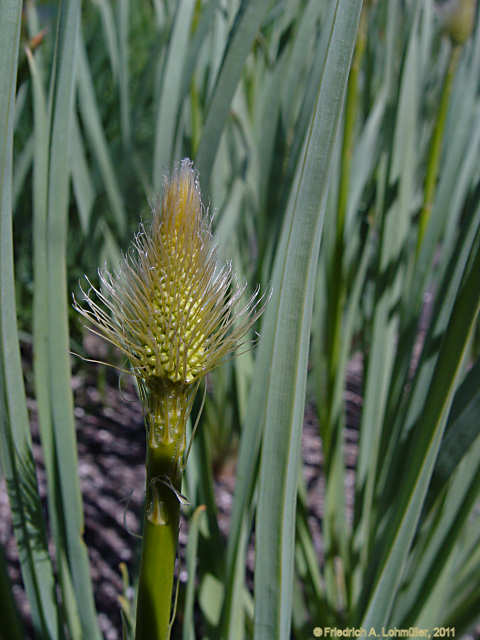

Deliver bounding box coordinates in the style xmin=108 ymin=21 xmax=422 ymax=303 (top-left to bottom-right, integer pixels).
xmin=75 ymin=158 xmax=265 ymax=639
xmin=75 ymin=158 xmax=264 ymax=453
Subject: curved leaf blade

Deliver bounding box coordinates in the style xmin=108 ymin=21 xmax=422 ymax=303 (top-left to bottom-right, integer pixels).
xmin=360 ymin=238 xmax=480 ymax=626
xmin=0 ymin=2 xmax=59 ymax=637
xmin=254 ymin=2 xmax=362 ymax=638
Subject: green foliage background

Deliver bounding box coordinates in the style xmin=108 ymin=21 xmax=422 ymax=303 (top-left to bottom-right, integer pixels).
xmin=1 ymin=0 xmax=479 ymax=638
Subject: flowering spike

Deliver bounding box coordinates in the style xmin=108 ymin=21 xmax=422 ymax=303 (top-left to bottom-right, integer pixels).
xmin=74 ymin=158 xmax=266 ymax=640
xmin=74 ymin=157 xmax=265 ymax=404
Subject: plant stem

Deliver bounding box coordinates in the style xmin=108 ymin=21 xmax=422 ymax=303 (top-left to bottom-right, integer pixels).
xmin=135 ymin=393 xmax=187 ymax=640
xmin=415 ymin=44 xmax=460 ymax=259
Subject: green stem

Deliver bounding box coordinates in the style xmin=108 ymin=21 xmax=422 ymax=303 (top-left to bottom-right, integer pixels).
xmin=136 ymin=441 xmax=181 ymax=640
xmin=135 ymin=385 xmax=189 ymax=640
xmin=416 ymin=45 xmax=460 ymax=259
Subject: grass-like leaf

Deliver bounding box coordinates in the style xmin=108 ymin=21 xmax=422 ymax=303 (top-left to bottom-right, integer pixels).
xmin=45 ymin=2 xmax=101 ymax=637
xmin=254 ymin=2 xmax=362 ymax=637
xmin=195 ymin=0 xmax=272 ymax=188
xmin=0 ymin=3 xmax=59 ymax=637
xmin=360 ymin=236 xmax=480 ymax=625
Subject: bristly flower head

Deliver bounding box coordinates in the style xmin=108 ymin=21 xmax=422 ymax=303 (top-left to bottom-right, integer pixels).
xmin=74 ymin=159 xmax=265 ymax=393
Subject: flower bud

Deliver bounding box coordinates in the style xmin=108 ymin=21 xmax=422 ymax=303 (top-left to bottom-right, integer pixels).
xmin=442 ymin=0 xmax=476 ymax=45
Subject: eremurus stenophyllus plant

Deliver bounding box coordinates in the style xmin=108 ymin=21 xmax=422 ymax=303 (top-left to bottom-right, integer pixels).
xmin=74 ymin=159 xmax=266 ymax=639
xmin=3 ymin=0 xmax=480 ymax=637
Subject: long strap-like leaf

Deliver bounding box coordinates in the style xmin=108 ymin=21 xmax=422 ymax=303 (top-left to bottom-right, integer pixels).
xmin=253 ymin=2 xmax=362 ymax=638
xmin=0 ymin=2 xmax=59 ymax=638
xmin=360 ymin=236 xmax=480 ymax=626
xmin=45 ymin=2 xmax=101 ymax=637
